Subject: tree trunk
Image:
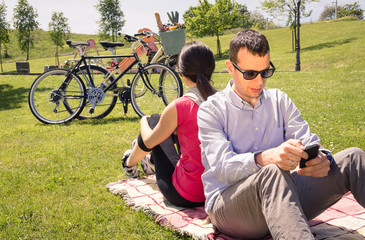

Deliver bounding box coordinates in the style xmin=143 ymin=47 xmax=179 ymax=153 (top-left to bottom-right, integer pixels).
xmin=4 ymin=45 xmax=9 ymax=58
xmin=295 ymin=0 xmax=301 ymax=71
xmin=55 ymin=45 xmax=59 ymax=66
xmin=292 ymin=29 xmax=294 ymax=52
xmin=26 ymin=32 xmax=30 ymax=61
xmin=0 ymin=44 xmax=3 ymax=73
xmin=216 ymin=28 xmax=222 ymax=58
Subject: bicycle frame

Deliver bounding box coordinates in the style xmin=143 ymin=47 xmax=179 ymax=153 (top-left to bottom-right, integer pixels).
xmin=104 ymin=32 xmax=176 ymax=71
xmin=149 ymin=44 xmax=166 ymax=64
xmin=67 ymin=48 xmax=156 ymax=94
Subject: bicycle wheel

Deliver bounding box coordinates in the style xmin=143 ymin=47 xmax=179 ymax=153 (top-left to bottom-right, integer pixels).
xmin=75 ymin=65 xmax=118 ymax=119
xmin=130 ymin=63 xmax=183 ymax=117
xmin=159 ymin=64 xmax=183 ymax=106
xmin=28 ymin=69 xmax=86 ymax=124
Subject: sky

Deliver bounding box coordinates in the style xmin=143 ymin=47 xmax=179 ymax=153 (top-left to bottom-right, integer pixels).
xmin=2 ymin=0 xmax=365 ymax=35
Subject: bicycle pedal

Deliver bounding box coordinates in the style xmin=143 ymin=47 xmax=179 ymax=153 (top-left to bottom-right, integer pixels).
xmin=88 ymin=108 xmax=95 ymax=114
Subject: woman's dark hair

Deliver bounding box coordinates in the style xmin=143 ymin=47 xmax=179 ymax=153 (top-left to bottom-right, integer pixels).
xmin=177 ymin=41 xmax=216 ymax=100
xmin=229 ymin=29 xmax=270 ymax=64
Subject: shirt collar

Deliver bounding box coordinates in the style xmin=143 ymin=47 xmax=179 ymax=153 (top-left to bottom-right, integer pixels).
xmin=224 ymin=79 xmax=265 ymax=109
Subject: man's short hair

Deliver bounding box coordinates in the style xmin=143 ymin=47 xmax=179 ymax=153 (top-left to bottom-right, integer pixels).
xmin=229 ymin=29 xmax=270 ymax=64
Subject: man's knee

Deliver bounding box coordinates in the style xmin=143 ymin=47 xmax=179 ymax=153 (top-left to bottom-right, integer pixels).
xmin=260 ymin=163 xmax=288 ymax=175
xmin=349 ymin=147 xmax=365 ymax=158
xmin=258 ymin=164 xmax=293 ymax=183
xmin=334 ymin=147 xmax=365 ymax=166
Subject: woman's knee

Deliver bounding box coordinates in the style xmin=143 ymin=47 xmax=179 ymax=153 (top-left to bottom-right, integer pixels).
xmin=148 ymin=113 xmax=161 ymax=128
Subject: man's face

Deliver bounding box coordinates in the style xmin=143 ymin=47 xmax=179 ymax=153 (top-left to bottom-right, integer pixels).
xmin=226 ymin=48 xmax=270 ymax=107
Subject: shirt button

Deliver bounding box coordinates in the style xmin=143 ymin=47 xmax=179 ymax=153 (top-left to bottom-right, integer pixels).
xmin=255 ymin=127 xmax=259 ymax=131
xmin=255 ymin=147 xmax=258 ymax=150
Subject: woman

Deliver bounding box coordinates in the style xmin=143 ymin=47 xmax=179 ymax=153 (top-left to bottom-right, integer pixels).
xmin=122 ymin=41 xmax=216 ymax=208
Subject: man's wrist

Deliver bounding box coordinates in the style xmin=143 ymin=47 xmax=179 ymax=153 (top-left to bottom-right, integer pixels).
xmin=254 ymin=151 xmax=264 ymax=168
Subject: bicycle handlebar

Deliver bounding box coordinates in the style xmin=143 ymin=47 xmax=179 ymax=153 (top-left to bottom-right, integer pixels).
xmin=134 ymin=30 xmax=159 ymax=38
xmin=117 ymin=32 xmax=154 ymax=53
xmin=134 ymin=31 xmax=148 ymax=37
xmin=122 ymin=34 xmax=139 ymax=43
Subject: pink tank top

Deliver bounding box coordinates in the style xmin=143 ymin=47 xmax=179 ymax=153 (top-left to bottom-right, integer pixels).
xmin=172 ymin=96 xmax=205 ymax=203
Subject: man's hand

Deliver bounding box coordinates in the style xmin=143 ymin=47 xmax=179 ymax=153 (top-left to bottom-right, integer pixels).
xmin=297 ymin=151 xmax=331 ymax=177
xmin=258 ymin=139 xmax=305 ymax=171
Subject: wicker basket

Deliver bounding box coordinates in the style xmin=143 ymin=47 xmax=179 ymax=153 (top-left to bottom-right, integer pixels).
xmin=159 ymin=29 xmax=185 ymax=55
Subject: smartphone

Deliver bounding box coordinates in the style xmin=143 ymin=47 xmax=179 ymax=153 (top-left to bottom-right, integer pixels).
xmin=300 ymin=144 xmax=320 ymax=168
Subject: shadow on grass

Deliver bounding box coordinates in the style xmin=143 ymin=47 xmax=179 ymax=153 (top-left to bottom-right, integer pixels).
xmin=33 ymin=115 xmax=141 ymax=126
xmin=302 ymin=38 xmax=357 ymax=52
xmin=0 ymin=84 xmax=29 ymax=111
xmin=74 ymin=116 xmax=141 ymax=125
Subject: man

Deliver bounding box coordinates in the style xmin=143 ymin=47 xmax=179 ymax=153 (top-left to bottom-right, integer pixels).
xmin=197 ymin=29 xmax=365 ymax=239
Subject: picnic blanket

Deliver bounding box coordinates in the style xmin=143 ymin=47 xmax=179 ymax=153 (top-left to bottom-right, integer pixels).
xmin=106 ymin=176 xmax=365 ymax=240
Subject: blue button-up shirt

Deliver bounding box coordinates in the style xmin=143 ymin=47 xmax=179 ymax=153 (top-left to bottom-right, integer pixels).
xmin=197 ymin=80 xmax=322 ymax=212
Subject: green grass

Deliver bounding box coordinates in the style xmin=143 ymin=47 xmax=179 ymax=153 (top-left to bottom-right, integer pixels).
xmin=1 ymin=20 xmax=365 ymax=239
xmin=1 ymin=29 xmax=131 ymax=74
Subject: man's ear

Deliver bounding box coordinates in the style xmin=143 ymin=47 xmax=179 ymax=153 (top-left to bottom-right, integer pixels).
xmin=225 ymin=60 xmax=234 ymax=77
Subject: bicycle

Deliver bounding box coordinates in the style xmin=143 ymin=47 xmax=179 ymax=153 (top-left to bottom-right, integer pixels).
xmin=28 ymin=34 xmax=183 ymax=124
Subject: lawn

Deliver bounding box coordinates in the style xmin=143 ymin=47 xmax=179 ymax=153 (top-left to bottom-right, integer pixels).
xmin=0 ymin=20 xmax=364 ymax=239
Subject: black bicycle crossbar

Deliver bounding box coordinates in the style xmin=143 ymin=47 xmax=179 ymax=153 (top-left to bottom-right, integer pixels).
xmin=84 ymin=54 xmax=135 ymax=60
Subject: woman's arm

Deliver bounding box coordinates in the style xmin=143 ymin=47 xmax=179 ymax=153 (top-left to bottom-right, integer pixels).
xmin=126 ymin=102 xmax=178 ymax=167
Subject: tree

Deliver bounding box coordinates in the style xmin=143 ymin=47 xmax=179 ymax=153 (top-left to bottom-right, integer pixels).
xmin=184 ymin=0 xmax=249 ymax=57
xmin=13 ymin=0 xmax=39 ymax=61
xmin=261 ymin=0 xmax=317 ymax=71
xmin=0 ymin=2 xmax=10 ymax=72
xmin=248 ymin=11 xmax=276 ymax=30
xmin=261 ymin=0 xmax=317 ymax=27
xmin=95 ymin=0 xmax=125 ymax=42
xmin=49 ymin=12 xmax=71 ymax=66
xmin=338 ymin=2 xmax=364 ymax=20
xmin=319 ymin=5 xmax=340 ymax=21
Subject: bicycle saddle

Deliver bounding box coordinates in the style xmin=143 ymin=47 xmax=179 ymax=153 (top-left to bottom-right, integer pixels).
xmin=100 ymin=41 xmax=125 ymax=50
xmin=66 ymin=40 xmax=90 ymax=48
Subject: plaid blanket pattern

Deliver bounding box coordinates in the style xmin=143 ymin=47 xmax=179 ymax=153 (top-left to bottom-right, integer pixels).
xmin=107 ymin=176 xmax=365 ymax=240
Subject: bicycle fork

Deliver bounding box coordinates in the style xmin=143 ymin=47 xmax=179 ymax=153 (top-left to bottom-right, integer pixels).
xmin=138 ymin=64 xmax=161 ymax=97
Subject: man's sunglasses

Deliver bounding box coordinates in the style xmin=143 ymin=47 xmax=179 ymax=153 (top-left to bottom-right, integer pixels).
xmin=231 ymin=61 xmax=276 ymax=80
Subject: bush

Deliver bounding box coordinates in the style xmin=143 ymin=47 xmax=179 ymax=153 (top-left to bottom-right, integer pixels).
xmin=334 ymin=16 xmax=360 ymax=22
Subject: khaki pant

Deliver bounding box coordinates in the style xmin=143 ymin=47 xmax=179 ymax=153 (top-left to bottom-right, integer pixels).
xmin=208 ymin=147 xmax=365 ymax=239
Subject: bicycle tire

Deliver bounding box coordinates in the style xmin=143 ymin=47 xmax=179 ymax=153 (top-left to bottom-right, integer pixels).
xmin=75 ymin=65 xmax=118 ymax=120
xmin=28 ymin=68 xmax=86 ymax=124
xmin=158 ymin=64 xmax=183 ymax=106
xmin=130 ymin=63 xmax=183 ymax=117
